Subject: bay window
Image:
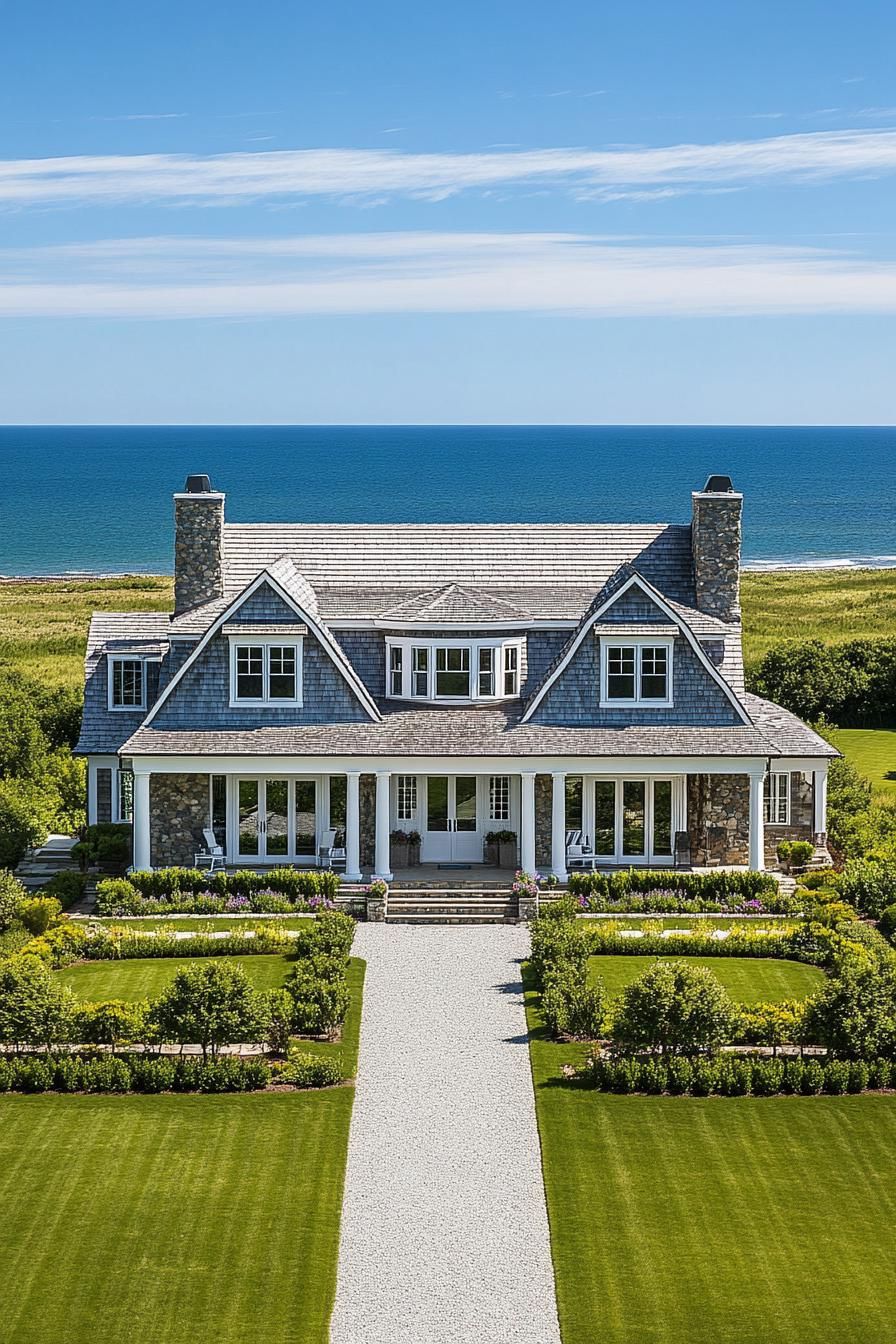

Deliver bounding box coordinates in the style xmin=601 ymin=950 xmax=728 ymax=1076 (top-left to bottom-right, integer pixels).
xmin=385 ymin=638 xmax=524 ymax=704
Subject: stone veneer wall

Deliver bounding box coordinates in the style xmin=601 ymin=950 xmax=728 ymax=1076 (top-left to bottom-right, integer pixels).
xmin=150 ymin=773 xmax=210 ymax=868
xmin=174 ymin=494 xmax=225 ymax=615
xmin=359 ymin=774 xmax=376 ymax=869
xmin=687 ymin=773 xmax=750 ymax=865
xmin=96 ymin=768 xmax=113 ymax=823
xmin=535 ymin=774 xmax=552 ymax=869
xmin=691 ymin=489 xmax=742 ymax=623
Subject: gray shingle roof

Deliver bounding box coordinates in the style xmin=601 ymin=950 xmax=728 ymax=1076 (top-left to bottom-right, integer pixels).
xmin=378 ymin=582 xmax=533 ymax=622
xmin=122 ymin=695 xmax=832 ymax=761
xmin=75 ymin=613 xmax=172 ymax=754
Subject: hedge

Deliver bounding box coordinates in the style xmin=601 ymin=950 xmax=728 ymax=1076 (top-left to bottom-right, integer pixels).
xmin=567 ymin=868 xmax=793 ymax=914
xmin=579 ymin=1053 xmax=890 ymax=1097
xmin=0 ymin=1054 xmax=271 ymax=1094
xmin=82 ymin=926 xmax=295 ymax=961
xmin=96 ymin=867 xmax=340 ymax=917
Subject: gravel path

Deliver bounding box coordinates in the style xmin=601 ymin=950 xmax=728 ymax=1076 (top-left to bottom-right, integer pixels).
xmin=330 ymin=925 xmax=561 ymax=1344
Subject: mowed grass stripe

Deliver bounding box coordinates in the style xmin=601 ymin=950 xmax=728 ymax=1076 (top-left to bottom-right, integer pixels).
xmin=588 ymin=954 xmax=824 ymax=1004
xmin=526 ymin=971 xmax=896 ymax=1344
xmin=57 ymin=952 xmax=297 ymax=1001
xmin=0 ymin=1092 xmax=352 ymax=1344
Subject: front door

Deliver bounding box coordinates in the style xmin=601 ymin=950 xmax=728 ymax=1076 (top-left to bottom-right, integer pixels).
xmin=235 ymin=777 xmax=318 ymax=863
xmin=424 ymin=776 xmax=481 ymax=862
xmin=591 ymin=778 xmax=675 ymax=864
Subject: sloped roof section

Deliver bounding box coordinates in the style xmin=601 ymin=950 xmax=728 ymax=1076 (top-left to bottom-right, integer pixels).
xmin=75 ymin=613 xmax=172 ymax=754
xmin=378 ymin=582 xmax=533 ymax=623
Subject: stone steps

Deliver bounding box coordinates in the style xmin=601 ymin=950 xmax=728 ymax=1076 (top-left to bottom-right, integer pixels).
xmin=385 ymin=890 xmax=519 ymax=924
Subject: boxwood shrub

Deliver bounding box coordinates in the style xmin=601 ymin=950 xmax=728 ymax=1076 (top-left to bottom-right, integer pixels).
xmin=567 ymin=868 xmax=794 ymax=914
xmin=0 ymin=1054 xmax=274 ymax=1095
xmin=579 ymin=1053 xmax=894 ymax=1097
xmin=95 ymin=867 xmax=340 ymax=917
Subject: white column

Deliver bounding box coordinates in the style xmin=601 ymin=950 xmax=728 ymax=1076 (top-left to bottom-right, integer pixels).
xmin=373 ymin=770 xmax=393 ymax=881
xmin=86 ymin=760 xmax=98 ymax=826
xmin=813 ymin=767 xmax=828 ymax=838
xmin=520 ymin=771 xmax=536 ymax=874
xmin=748 ymin=771 xmax=765 ymax=871
xmin=133 ymin=771 xmax=151 ymax=871
xmin=345 ymin=771 xmax=362 ymax=881
xmin=551 ymin=771 xmax=567 ymax=882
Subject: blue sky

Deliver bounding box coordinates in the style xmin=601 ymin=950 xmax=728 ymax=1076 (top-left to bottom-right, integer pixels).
xmin=1 ymin=0 xmax=894 ymax=423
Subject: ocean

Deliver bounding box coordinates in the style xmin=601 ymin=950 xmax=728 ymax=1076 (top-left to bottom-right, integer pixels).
xmin=0 ymin=425 xmax=893 ymax=576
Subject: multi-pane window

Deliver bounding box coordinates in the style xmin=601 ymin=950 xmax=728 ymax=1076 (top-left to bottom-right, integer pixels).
xmin=117 ymin=770 xmax=133 ymax=822
xmin=603 ymin=641 xmax=672 ymax=705
xmin=110 ymin=658 xmax=145 ymax=709
xmin=412 ymin=646 xmax=429 ymax=697
xmin=478 ymin=647 xmax=495 ymax=696
xmin=489 ymin=775 xmax=510 ymax=822
xmin=606 ymin=647 xmax=637 ymax=700
xmin=764 ymin=772 xmax=790 ymax=825
xmin=390 ymin=646 xmax=403 ymax=696
xmin=233 ymin=643 xmax=300 ymax=704
xmin=397 ymin=775 xmax=418 ymax=821
xmin=640 ymin=646 xmax=668 ymax=700
xmin=503 ymin=645 xmax=519 ymax=695
xmin=389 ymin=639 xmax=523 ymax=703
xmin=435 ymin=646 xmax=471 ymax=697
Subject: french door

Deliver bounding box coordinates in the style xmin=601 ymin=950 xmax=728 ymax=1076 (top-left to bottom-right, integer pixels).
xmin=424 ymin=776 xmax=481 ymax=862
xmin=591 ymin=778 xmax=675 ymax=864
xmin=235 ymin=777 xmax=318 ymax=863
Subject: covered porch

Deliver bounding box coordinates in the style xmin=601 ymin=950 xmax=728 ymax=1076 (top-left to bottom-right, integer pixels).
xmin=124 ymin=752 xmax=831 ymax=879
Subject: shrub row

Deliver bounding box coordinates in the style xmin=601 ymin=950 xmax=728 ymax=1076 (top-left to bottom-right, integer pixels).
xmin=568 ymin=868 xmax=778 ymax=901
xmin=83 ymin=925 xmax=295 ymax=962
xmin=96 ymin=867 xmax=341 ymax=918
xmin=580 ymin=1053 xmax=893 ymax=1097
xmin=0 ymin=1053 xmax=271 ymax=1094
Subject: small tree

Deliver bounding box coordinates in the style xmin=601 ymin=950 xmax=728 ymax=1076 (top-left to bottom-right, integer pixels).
xmin=0 ymin=869 xmax=26 ymax=933
xmin=542 ymin=963 xmax=605 ymax=1040
xmin=0 ymin=953 xmax=74 ymax=1053
xmin=147 ymin=961 xmax=265 ymax=1059
xmin=75 ymin=999 xmax=147 ymax=1051
xmin=264 ymin=988 xmax=295 ymax=1055
xmin=803 ymin=963 xmax=896 ymax=1060
xmin=285 ymin=955 xmax=350 ymax=1038
xmin=612 ymin=960 xmax=736 ymax=1057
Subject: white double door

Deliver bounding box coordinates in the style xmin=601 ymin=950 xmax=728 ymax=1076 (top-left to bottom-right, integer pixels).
xmin=234 ymin=776 xmax=318 ymax=863
xmin=423 ymin=775 xmax=482 ymax=863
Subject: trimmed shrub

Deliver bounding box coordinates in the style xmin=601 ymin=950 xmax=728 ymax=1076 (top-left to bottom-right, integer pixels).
xmin=71 ymin=823 xmax=131 ymax=871
xmin=611 ymin=960 xmax=736 ymax=1057
xmin=41 ymin=870 xmax=87 ymax=910
xmin=666 ymin=1057 xmax=693 ymax=1095
xmin=102 ymin=867 xmax=342 ymax=916
xmin=279 ymin=1048 xmax=343 ymax=1088
xmin=542 ymin=964 xmax=605 ymax=1040
xmin=73 ymin=999 xmax=147 ymax=1047
xmin=95 ymin=878 xmax=141 ymax=917
xmin=0 ymin=1053 xmax=270 ymax=1095
xmin=751 ymin=1058 xmax=785 ymax=1096
xmin=19 ymin=896 xmax=62 ymax=936
xmin=0 ymin=869 xmax=26 ymax=932
xmin=879 ymin=903 xmax=896 ymax=944
xmin=848 ymin=1061 xmax=870 ymax=1094
xmin=840 ymin=859 xmax=896 ymax=919
xmin=823 ymin=1060 xmax=851 ymax=1095
xmin=286 ymin=955 xmax=351 ymax=1037
xmin=0 ymin=954 xmax=75 ymax=1052
xmin=569 ymin=868 xmax=786 ymax=914
xmin=800 ymin=1060 xmax=825 ymax=1095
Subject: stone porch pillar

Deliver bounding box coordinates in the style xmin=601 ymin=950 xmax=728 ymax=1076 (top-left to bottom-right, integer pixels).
xmin=345 ymin=771 xmax=362 ymax=881
xmin=551 ymin=771 xmax=567 ymax=882
xmin=133 ymin=770 xmax=151 ymax=870
xmin=748 ymin=771 xmax=765 ymax=871
xmin=373 ymin=770 xmax=393 ymax=881
xmin=520 ymin=771 xmax=536 ymax=874
xmin=813 ymin=767 xmax=828 ymax=840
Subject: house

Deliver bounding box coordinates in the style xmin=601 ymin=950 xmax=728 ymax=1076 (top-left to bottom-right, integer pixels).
xmin=76 ymin=473 xmax=835 ymax=880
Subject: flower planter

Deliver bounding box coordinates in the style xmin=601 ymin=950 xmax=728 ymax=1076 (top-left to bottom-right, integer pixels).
xmin=484 ymin=841 xmax=500 ymax=866
xmin=390 ymin=841 xmax=410 ymax=869
xmin=499 ymin=840 xmax=518 ymax=869
xmin=408 ymin=842 xmax=421 ymax=867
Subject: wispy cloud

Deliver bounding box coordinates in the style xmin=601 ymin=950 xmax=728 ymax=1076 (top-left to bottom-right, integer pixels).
xmin=3 ymin=230 xmax=895 ymax=318
xmin=2 ymin=128 xmax=896 ymax=210
xmin=89 ymin=112 xmax=188 ymax=123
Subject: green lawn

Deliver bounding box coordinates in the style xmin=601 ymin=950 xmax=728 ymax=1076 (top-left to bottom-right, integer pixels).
xmin=525 ymin=968 xmax=896 ymax=1344
xmin=589 ymin=954 xmax=824 ymax=1004
xmin=741 ymin=567 xmax=896 ymax=668
xmin=827 ymin=726 xmax=896 ymax=798
xmin=0 ymin=1091 xmax=350 ymax=1344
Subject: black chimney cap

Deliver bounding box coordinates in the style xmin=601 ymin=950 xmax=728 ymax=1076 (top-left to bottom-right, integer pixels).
xmin=184 ymin=474 xmax=213 ymax=494
xmin=703 ymin=474 xmax=734 ymax=493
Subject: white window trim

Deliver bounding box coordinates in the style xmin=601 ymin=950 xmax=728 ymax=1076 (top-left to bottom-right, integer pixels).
xmin=107 ymin=655 xmax=152 ymax=712
xmin=764 ymin=771 xmax=791 ymax=825
xmin=396 ymin=774 xmax=418 ymax=822
xmin=598 ymin=636 xmax=674 ymax=709
xmin=385 ymin=637 xmax=523 ymax=704
xmin=488 ymin=774 xmax=511 ymax=822
xmin=228 ymin=638 xmax=304 ymax=708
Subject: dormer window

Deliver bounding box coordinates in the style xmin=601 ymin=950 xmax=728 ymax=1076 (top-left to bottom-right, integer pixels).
xmin=230 ymin=640 xmax=302 ymax=706
xmin=386 ymin=638 xmax=523 ymax=704
xmin=599 ymin=637 xmax=673 ymax=708
xmin=108 ymin=657 xmax=147 ymax=710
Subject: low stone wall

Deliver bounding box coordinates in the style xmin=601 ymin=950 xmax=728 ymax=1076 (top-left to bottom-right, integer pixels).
xmin=150 ymin=773 xmax=210 ymax=868
xmin=687 ymin=773 xmax=750 ymax=865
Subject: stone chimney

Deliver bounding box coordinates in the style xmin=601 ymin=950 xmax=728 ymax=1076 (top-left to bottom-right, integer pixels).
xmin=691 ymin=474 xmax=743 ymax=623
xmin=173 ymin=474 xmax=225 ymax=615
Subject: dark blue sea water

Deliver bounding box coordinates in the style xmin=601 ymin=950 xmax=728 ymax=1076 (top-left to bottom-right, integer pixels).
xmin=0 ymin=426 xmax=893 ymax=575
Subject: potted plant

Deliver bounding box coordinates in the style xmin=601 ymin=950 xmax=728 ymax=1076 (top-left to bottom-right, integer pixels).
xmin=484 ymin=831 xmax=501 ymax=865
xmin=407 ymin=830 xmax=422 ymax=866
xmin=497 ymin=829 xmax=518 ymax=869
xmin=390 ymin=829 xmax=410 ymax=868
